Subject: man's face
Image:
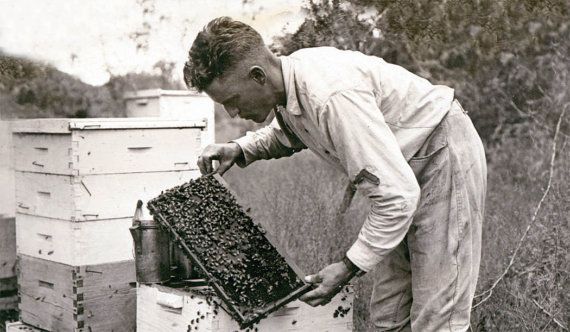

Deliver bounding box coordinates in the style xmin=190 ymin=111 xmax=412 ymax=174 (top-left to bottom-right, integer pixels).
xmin=204 ymin=65 xmax=275 ymax=123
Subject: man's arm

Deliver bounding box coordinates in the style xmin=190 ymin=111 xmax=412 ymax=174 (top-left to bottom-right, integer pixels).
xmin=300 ymin=88 xmax=420 ymax=306
xmin=197 ymin=116 xmax=306 ymax=175
xmin=232 ymin=116 xmax=306 ymax=167
xmin=324 ymin=88 xmax=421 ymax=271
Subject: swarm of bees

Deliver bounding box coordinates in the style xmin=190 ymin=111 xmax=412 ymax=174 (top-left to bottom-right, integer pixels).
xmin=148 ymin=175 xmax=305 ymax=318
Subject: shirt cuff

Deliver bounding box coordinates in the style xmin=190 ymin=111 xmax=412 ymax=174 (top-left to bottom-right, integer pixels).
xmin=231 ymin=135 xmax=260 ymax=168
xmin=346 ymin=238 xmax=384 ymax=273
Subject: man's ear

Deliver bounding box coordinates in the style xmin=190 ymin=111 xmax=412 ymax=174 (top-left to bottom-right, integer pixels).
xmin=248 ymin=66 xmax=266 ymax=85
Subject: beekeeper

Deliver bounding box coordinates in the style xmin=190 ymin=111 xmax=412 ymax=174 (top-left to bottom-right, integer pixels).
xmin=184 ymin=17 xmax=487 ymax=332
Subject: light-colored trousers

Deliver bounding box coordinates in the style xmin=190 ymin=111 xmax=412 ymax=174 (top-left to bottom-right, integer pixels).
xmin=371 ymin=100 xmax=487 ymax=331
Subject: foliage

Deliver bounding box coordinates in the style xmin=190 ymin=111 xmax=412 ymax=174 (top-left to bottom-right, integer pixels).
xmin=273 ymin=0 xmax=569 ymax=145
xmin=0 ymin=50 xmax=182 ymax=120
xmin=0 ymin=51 xmax=121 ymax=119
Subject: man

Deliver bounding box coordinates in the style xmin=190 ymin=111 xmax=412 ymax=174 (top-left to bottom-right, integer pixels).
xmin=184 ymin=17 xmax=487 ymax=331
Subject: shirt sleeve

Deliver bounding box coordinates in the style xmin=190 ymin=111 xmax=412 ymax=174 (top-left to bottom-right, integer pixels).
xmin=232 ymin=116 xmax=305 ymax=167
xmin=318 ymin=89 xmax=421 ymax=272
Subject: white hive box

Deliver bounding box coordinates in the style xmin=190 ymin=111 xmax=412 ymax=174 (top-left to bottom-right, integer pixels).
xmin=15 ymin=214 xmax=133 ymax=266
xmin=5 ymin=321 xmax=43 ymax=331
xmin=0 ymin=120 xmax=17 ymax=311
xmin=11 ymin=118 xmax=205 ymax=221
xmin=0 ymin=120 xmax=15 ymax=217
xmin=14 ymin=170 xmax=200 ymax=221
xmin=137 ymin=283 xmax=354 ymax=332
xmin=124 ymin=89 xmax=215 ymax=144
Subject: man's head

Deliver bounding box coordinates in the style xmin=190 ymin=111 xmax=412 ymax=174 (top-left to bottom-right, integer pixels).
xmin=184 ymin=17 xmax=285 ymax=123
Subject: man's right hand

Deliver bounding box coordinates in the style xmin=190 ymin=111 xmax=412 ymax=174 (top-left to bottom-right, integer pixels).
xmin=197 ymin=142 xmax=243 ymax=175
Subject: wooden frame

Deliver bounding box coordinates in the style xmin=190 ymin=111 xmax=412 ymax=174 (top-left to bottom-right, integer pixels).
xmin=147 ymin=174 xmax=313 ymax=329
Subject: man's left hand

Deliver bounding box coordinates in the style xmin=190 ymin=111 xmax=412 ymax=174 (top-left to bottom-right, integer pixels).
xmin=299 ymin=261 xmax=353 ymax=307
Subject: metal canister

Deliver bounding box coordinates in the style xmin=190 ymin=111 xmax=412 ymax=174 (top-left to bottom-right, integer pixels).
xmin=129 ymin=200 xmax=170 ymax=283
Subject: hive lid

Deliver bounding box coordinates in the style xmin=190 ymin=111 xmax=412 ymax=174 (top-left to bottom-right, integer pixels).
xmin=10 ymin=118 xmax=207 ymax=133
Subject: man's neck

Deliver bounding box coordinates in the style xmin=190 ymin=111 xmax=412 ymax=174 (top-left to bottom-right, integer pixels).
xmin=266 ymin=53 xmax=287 ymax=108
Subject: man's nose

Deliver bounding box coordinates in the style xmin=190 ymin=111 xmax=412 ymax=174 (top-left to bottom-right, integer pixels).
xmin=225 ymin=106 xmax=239 ymax=118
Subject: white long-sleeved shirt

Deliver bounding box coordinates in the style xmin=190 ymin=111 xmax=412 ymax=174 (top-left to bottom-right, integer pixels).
xmin=233 ymin=47 xmax=454 ymax=272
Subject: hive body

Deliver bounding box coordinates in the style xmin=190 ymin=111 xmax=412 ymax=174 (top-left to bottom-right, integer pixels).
xmin=137 ymin=283 xmax=354 ymax=332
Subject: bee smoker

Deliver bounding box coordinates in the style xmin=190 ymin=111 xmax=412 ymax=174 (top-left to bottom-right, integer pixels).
xmin=129 ymin=200 xmax=170 ymax=283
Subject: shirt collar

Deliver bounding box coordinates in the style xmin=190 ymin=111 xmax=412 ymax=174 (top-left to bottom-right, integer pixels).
xmin=280 ymin=55 xmax=302 ymax=116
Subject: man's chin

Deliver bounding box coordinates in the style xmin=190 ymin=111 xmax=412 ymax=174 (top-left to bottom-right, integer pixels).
xmin=252 ymin=113 xmax=270 ymax=123
xmin=240 ymin=111 xmax=269 ymax=123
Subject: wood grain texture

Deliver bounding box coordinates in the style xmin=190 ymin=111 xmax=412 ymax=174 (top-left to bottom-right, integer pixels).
xmin=137 ymin=283 xmax=354 ymax=332
xmin=18 ymin=255 xmax=136 ymax=332
xmin=15 ymin=214 xmax=134 ymax=266
xmin=15 ymin=170 xmax=201 ymax=221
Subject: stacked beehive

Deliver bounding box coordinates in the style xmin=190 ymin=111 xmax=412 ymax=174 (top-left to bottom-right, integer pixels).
xmin=0 ymin=120 xmax=17 ymax=313
xmin=11 ymin=115 xmax=211 ymax=331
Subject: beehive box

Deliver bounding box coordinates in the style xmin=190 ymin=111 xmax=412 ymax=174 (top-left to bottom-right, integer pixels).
xmin=0 ymin=215 xmax=17 ymax=311
xmin=5 ymin=321 xmax=43 ymax=332
xmin=15 ymin=214 xmax=133 ymax=266
xmin=123 ymin=89 xmax=215 ymax=144
xmin=11 ymin=118 xmax=205 ymax=220
xmin=17 ymin=255 xmax=136 ymax=332
xmin=0 ymin=120 xmax=17 ymax=311
xmin=15 ymin=170 xmax=200 ymax=221
xmin=137 ymin=283 xmax=354 ymax=332
xmin=0 ymin=120 xmax=15 ymax=217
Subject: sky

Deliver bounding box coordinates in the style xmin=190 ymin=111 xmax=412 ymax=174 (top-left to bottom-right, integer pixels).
xmin=0 ymin=0 xmax=306 ymax=85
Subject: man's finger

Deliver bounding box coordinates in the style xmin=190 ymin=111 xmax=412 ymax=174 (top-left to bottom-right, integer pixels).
xmin=197 ymin=156 xmax=207 ymax=175
xmin=299 ymin=287 xmax=325 ymax=302
xmin=199 ymin=151 xmax=220 ymax=175
xmin=306 ymin=296 xmax=332 ymax=307
xmin=216 ymin=160 xmax=233 ymax=176
xmin=306 ymin=299 xmax=321 ymax=307
xmin=304 ymin=274 xmax=323 ymax=284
